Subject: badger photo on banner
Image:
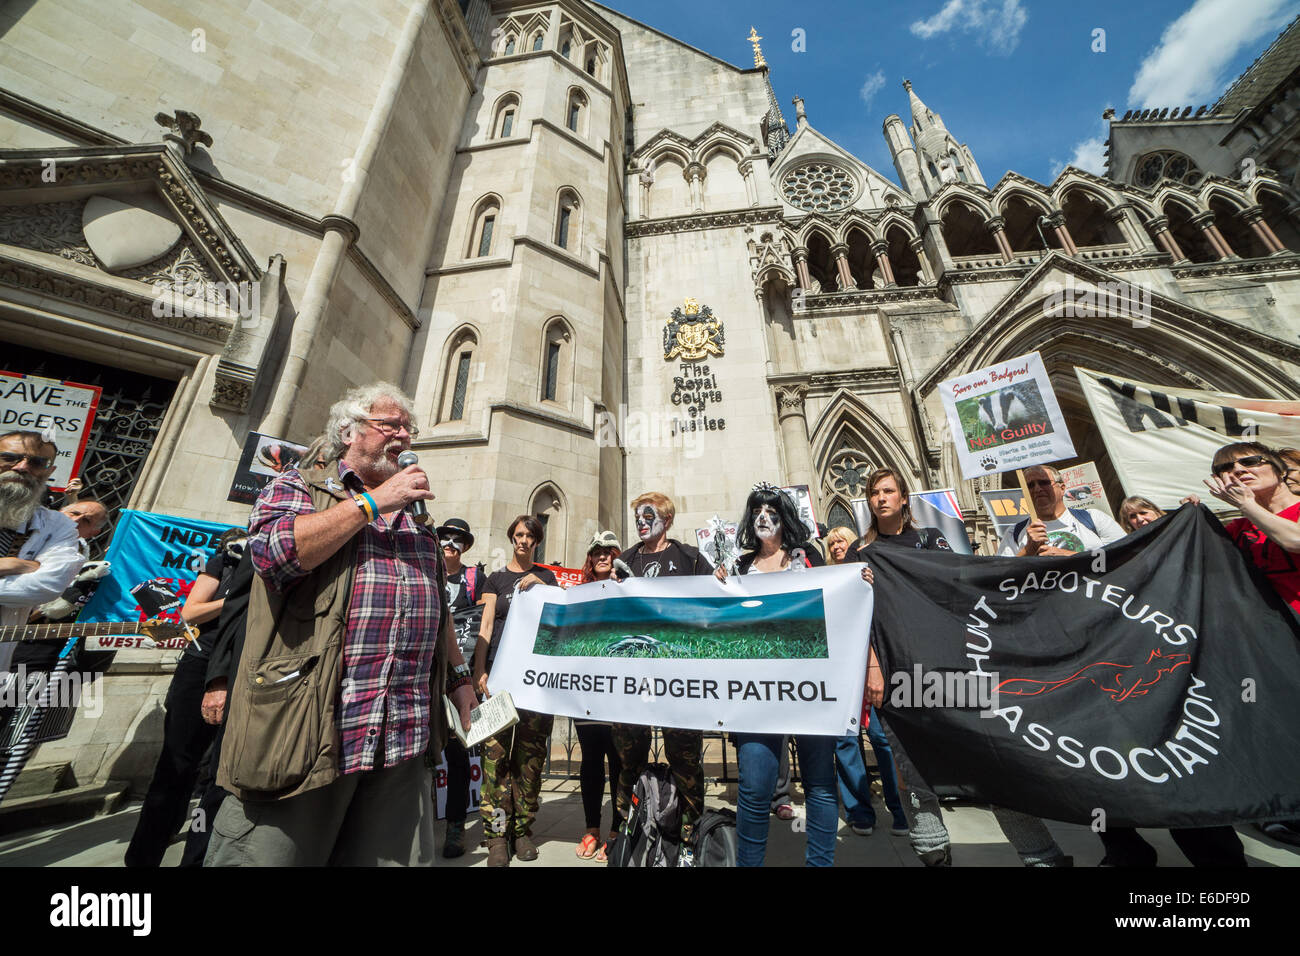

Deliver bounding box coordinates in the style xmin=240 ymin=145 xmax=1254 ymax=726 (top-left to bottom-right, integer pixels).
xmin=487 ymin=565 xmax=873 ymax=736
xmin=869 ymin=505 xmax=1300 ymax=828
xmin=940 ymin=351 xmax=1076 ymax=480
xmin=1076 ymin=367 xmax=1300 ymax=512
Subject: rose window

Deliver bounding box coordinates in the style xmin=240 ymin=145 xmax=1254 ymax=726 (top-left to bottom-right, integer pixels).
xmin=1134 ymin=150 xmax=1202 ymax=188
xmin=781 ymin=162 xmax=859 ymax=212
xmin=828 ymin=450 xmax=872 ymax=497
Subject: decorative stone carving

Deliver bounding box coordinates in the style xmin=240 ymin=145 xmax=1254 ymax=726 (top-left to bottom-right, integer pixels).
xmin=780 ymin=162 xmax=859 ymax=213
xmin=154 ymin=110 xmax=213 ymax=157
xmin=775 ymin=384 xmax=807 ymax=418
xmin=120 ymin=241 xmax=222 ymax=305
xmin=0 ymin=200 xmax=95 ymax=266
xmin=82 ymin=193 xmax=182 ymax=272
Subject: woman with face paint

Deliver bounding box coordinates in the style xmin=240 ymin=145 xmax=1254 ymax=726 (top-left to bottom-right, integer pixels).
xmin=474 ymin=515 xmax=559 ymax=867
xmin=714 ymin=482 xmax=838 ymax=866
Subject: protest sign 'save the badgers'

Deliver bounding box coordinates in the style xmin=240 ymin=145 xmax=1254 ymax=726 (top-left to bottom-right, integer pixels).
xmin=869 ymin=505 xmax=1300 ymax=828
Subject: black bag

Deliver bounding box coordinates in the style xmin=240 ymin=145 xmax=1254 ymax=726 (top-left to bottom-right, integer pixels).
xmin=607 ymin=763 xmax=680 ymax=867
xmin=693 ymin=808 xmax=738 ymax=867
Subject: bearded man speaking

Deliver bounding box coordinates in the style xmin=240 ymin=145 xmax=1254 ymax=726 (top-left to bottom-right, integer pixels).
xmin=0 ymin=430 xmax=85 ymax=674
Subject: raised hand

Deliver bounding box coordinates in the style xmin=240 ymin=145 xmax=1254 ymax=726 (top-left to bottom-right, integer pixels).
xmin=370 ymin=464 xmax=434 ymax=514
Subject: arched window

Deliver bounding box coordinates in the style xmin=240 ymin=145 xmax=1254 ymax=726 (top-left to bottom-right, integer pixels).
xmin=540 ymin=317 xmax=574 ymax=407
xmin=950 ymin=148 xmax=968 ymax=183
xmin=529 ymin=483 xmax=566 ymax=566
xmin=583 ymin=42 xmax=603 ymax=80
xmin=805 ymin=231 xmax=837 ymax=292
xmin=886 ymin=225 xmax=922 ymax=286
xmin=1001 ymin=194 xmax=1055 ymax=253
xmin=1162 ymin=199 xmax=1216 ymax=263
xmin=561 ymin=38 xmax=571 ymax=57
xmin=503 ymin=34 xmax=516 ymax=55
xmin=1061 ymin=189 xmax=1124 ymax=247
xmin=826 ymin=501 xmax=857 ymax=536
xmin=940 ymin=201 xmax=998 ymax=257
xmin=492 ymin=93 xmax=520 ymax=139
xmin=555 ymin=188 xmax=581 ymax=250
xmin=566 ymin=89 xmax=587 ymax=134
xmin=532 ymin=32 xmax=544 ymax=52
xmin=438 ymin=328 xmax=479 ymax=423
xmin=467 ymin=195 xmax=500 ymax=258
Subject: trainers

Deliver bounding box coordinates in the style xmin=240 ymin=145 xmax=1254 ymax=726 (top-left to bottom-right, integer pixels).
xmin=919 ymin=845 xmax=952 ymax=867
xmin=514 ymin=832 xmax=539 ymax=862
xmin=890 ymin=821 xmax=910 ymax=837
xmin=442 ymin=820 xmax=466 ymax=859
xmin=850 ymin=821 xmax=874 ymax=836
xmin=486 ymin=836 xmax=510 ymax=867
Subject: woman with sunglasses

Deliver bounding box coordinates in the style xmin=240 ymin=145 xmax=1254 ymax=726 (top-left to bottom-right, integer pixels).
xmin=572 ymin=531 xmax=624 ymax=861
xmin=1206 ymin=442 xmax=1300 ymax=616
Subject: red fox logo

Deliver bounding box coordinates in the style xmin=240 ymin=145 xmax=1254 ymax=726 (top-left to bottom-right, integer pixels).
xmin=997 ymin=648 xmax=1192 ymax=703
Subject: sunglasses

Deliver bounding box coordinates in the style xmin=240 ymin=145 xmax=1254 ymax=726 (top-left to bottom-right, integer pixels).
xmin=1212 ymin=455 xmax=1270 ymax=475
xmin=0 ymin=451 xmax=53 ymax=470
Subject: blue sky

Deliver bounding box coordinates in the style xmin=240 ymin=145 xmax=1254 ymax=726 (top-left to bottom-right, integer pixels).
xmin=606 ymin=0 xmax=1299 ymax=188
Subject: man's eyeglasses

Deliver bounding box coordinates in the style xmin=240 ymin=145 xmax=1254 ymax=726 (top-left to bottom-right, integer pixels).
xmin=1025 ymin=479 xmax=1061 ymax=489
xmin=361 ymin=418 xmax=419 ymax=439
xmin=0 ymin=451 xmax=53 ymax=470
xmin=1212 ymin=455 xmax=1269 ymax=475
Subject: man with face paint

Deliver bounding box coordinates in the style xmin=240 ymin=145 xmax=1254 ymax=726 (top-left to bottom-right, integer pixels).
xmin=611 ymin=492 xmax=712 ymax=863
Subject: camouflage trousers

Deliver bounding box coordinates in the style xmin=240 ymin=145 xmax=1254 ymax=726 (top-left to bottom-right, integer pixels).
xmin=612 ymin=723 xmax=703 ymax=843
xmin=479 ymin=709 xmax=554 ymax=837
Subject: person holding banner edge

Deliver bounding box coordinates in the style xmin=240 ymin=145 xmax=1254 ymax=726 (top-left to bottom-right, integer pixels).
xmin=714 ymin=482 xmax=837 ymax=866
xmin=610 ymin=491 xmax=712 ymax=865
xmin=473 ymin=514 xmax=558 ymax=866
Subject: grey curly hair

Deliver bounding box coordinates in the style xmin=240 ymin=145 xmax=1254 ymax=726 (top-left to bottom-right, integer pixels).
xmin=317 ymin=382 xmax=417 ymax=464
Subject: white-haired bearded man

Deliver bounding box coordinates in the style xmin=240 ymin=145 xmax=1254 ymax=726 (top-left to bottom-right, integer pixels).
xmin=0 ymin=430 xmax=84 ymax=676
xmin=206 ymin=382 xmax=475 ymax=866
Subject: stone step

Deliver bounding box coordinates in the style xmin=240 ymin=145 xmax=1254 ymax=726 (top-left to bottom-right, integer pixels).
xmin=8 ymin=762 xmax=74 ymax=800
xmin=0 ymin=783 xmax=129 ymax=837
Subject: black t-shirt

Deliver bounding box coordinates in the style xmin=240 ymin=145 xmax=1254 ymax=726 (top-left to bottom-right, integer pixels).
xmin=445 ymin=565 xmax=484 ymax=614
xmin=619 ymin=540 xmax=712 ymax=578
xmin=845 ymin=526 xmax=951 ymax=562
xmin=185 ymin=551 xmax=240 ymax=660
xmin=483 ymin=565 xmax=558 ymax=671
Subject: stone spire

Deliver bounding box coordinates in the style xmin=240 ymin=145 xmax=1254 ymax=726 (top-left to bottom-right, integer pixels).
xmin=900 ymin=79 xmax=983 ymax=191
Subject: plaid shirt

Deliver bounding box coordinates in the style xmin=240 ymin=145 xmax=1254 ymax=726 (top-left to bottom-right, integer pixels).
xmin=249 ymin=461 xmax=442 ymax=774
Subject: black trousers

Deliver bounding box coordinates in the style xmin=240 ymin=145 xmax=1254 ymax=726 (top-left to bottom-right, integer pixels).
xmin=125 ymin=652 xmax=218 ymax=867
xmin=180 ymin=718 xmax=228 ymax=867
xmin=1098 ymin=826 xmax=1246 ymax=867
xmin=444 ymin=735 xmax=471 ymax=824
xmin=575 ymin=721 xmax=623 ymax=832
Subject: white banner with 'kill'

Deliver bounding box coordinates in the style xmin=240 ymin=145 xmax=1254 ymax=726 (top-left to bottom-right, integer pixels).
xmin=1075 ymin=367 xmax=1300 ymax=512
xmin=487 ymin=565 xmax=874 ymax=736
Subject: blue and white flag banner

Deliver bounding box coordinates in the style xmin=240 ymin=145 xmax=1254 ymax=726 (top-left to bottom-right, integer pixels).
xmin=488 ymin=565 xmax=874 ymax=736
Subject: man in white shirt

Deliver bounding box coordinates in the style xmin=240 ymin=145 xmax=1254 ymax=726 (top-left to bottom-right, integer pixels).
xmin=998 ymin=464 xmax=1126 ymax=557
xmin=0 ymin=430 xmax=85 ymax=674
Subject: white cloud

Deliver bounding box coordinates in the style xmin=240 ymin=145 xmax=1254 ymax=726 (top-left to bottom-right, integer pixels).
xmin=1052 ymin=116 xmax=1112 ymax=179
xmin=910 ymin=0 xmax=1028 ymax=54
xmin=860 ymin=70 xmax=887 ymax=106
xmin=1129 ymin=0 xmax=1296 ymax=107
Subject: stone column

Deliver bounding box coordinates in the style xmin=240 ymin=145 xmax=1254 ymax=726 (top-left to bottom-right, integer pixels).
xmin=1046 ymin=209 xmax=1078 ymax=255
xmin=1146 ymin=215 xmax=1187 ymax=262
xmin=1192 ymin=211 xmax=1235 ymax=259
xmin=792 ymin=246 xmax=812 ymax=292
xmin=1108 ymin=204 xmax=1154 ymax=253
xmin=984 ymin=215 xmax=1014 ymax=262
xmin=739 ymin=159 xmax=759 ymax=207
xmin=831 ymin=243 xmax=855 ymax=290
xmin=1241 ymin=204 xmax=1287 ymax=253
xmin=685 ymin=162 xmax=706 ymax=213
xmin=909 ymin=235 xmax=935 ymax=284
xmin=775 ymin=384 xmax=817 ymax=492
xmin=870 ymin=239 xmax=897 ymax=287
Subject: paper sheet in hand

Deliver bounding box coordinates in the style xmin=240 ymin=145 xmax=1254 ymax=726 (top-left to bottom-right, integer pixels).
xmin=443 ymin=690 xmax=520 ymax=748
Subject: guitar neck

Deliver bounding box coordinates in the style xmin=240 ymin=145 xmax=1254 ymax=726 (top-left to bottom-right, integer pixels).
xmin=0 ymin=621 xmax=149 ymax=644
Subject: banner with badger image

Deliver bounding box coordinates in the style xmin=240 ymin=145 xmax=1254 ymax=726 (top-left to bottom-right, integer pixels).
xmin=487 ymin=565 xmax=874 ymax=735
xmin=940 ymin=351 xmax=1076 ymax=480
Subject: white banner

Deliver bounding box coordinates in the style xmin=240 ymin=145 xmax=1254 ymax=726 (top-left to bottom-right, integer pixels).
xmin=433 ymin=752 xmax=481 ymax=819
xmin=487 ymin=565 xmax=874 ymax=736
xmin=0 ymin=371 xmax=101 ymax=491
xmin=940 ymin=351 xmax=1075 ymax=480
xmin=1075 ymin=367 xmax=1300 ymax=513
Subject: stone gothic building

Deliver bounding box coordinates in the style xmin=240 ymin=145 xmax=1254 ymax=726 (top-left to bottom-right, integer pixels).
xmin=1 ymin=1 xmax=1300 ymax=789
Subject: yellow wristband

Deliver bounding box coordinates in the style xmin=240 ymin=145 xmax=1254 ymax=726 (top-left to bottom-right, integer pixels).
xmin=353 ymin=494 xmax=375 ymax=521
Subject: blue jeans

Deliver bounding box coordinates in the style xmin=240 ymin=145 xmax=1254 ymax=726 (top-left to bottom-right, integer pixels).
xmin=734 ymin=733 xmax=838 ymax=867
xmin=836 ymin=707 xmax=906 ymax=829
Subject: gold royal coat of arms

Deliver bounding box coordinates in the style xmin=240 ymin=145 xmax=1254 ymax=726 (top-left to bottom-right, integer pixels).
xmin=663 ymin=298 xmax=725 ymax=361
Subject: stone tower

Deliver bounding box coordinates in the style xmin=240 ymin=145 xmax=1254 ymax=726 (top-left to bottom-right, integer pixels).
xmin=890 ymin=78 xmax=985 ymax=196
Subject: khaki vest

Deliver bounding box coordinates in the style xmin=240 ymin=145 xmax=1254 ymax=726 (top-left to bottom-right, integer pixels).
xmin=217 ymin=463 xmax=449 ymax=802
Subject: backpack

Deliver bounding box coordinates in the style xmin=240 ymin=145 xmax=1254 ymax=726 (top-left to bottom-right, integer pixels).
xmin=607 ymin=763 xmax=681 ymax=867
xmin=694 ymin=808 xmax=738 ymax=867
xmin=1013 ymin=508 xmax=1098 ymax=543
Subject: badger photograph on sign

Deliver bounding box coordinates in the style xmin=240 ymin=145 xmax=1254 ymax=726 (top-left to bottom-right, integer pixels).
xmin=940 ymin=351 xmax=1076 ymax=479
xmin=487 ymin=565 xmax=873 ymax=736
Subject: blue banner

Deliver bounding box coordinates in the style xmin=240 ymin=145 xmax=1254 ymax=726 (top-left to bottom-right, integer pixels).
xmin=79 ymin=509 xmax=240 ymax=625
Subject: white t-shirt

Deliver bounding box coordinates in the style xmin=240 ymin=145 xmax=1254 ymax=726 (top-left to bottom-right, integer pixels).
xmin=998 ymin=507 xmax=1126 ymax=556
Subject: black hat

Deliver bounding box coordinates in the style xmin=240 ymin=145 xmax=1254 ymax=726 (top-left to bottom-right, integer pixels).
xmin=435 ymin=517 xmax=475 ymax=551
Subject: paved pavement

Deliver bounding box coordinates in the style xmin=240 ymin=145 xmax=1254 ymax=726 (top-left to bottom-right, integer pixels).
xmin=1 ymin=779 xmax=1296 ymax=867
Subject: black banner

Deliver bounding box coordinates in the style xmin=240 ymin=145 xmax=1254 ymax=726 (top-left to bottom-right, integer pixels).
xmin=870 ymin=505 xmax=1300 ymax=828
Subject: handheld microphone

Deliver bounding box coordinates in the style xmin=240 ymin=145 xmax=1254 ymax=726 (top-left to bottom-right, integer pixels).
xmin=612 ymin=557 xmax=633 ymax=581
xmin=395 ymin=450 xmax=430 ymax=524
